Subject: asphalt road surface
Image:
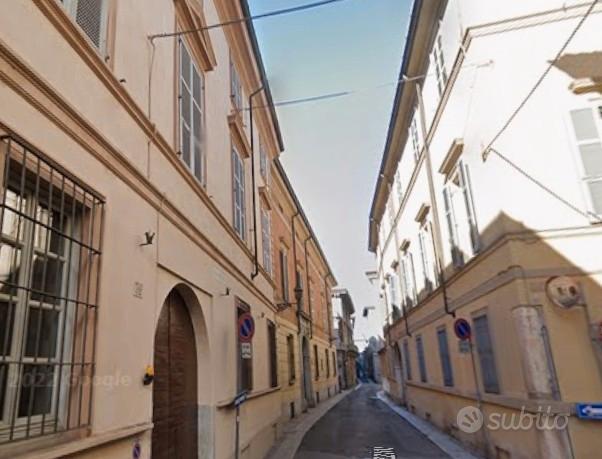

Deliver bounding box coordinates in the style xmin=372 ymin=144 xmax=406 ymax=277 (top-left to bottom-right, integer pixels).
xmin=294 ymin=384 xmax=450 ymax=459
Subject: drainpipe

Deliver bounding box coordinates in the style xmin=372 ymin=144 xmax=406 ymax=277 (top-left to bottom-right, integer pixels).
xmin=414 ymin=82 xmax=454 ymax=318
xmin=304 ymin=235 xmax=313 ymax=338
xmin=324 ymin=272 xmax=333 ymax=344
xmin=291 ymin=211 xmax=301 ymax=329
xmin=250 ymin=86 xmax=264 ymax=280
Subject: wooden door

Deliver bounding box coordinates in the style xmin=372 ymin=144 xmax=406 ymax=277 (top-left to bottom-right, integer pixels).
xmin=152 ymin=290 xmax=198 ymax=459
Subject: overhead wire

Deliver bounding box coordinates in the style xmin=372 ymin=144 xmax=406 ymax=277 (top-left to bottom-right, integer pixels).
xmin=480 ymin=0 xmax=601 ymax=223
xmin=149 ymin=0 xmax=354 ymax=41
xmin=482 ymin=0 xmax=599 ymax=160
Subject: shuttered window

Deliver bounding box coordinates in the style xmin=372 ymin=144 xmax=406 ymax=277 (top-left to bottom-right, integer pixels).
xmin=261 ymin=208 xmax=272 ymax=275
xmin=232 ymin=147 xmax=246 ymax=240
xmin=410 ymin=117 xmax=420 ymax=161
xmin=403 ymin=340 xmax=412 ymax=380
xmin=432 ymin=33 xmax=448 ymax=97
xmin=61 ymin=0 xmax=108 ymax=52
xmin=569 ymin=107 xmax=602 ymax=215
xmin=259 ymin=140 xmax=270 ymax=184
xmin=437 ymin=328 xmax=453 ymax=387
xmin=418 ymin=222 xmax=437 ymax=293
xmin=400 ymin=251 xmax=417 ymax=308
xmin=474 ymin=314 xmax=500 ymax=394
xmin=267 ymin=321 xmax=277 ymax=388
xmin=325 ymin=348 xmax=330 ymax=377
xmin=230 ymin=58 xmax=243 ymax=112
xmin=179 ymin=39 xmax=204 ymax=184
xmin=287 ymin=334 xmax=295 ymax=384
xmin=279 ymin=249 xmax=289 ymax=302
xmin=314 ymin=345 xmax=319 ymax=380
xmin=443 ymin=161 xmax=480 ymax=267
xmin=416 ymin=335 xmax=427 ymax=383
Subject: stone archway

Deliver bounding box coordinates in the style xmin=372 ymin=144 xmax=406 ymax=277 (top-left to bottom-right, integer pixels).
xmin=152 ymin=289 xmax=198 ymax=459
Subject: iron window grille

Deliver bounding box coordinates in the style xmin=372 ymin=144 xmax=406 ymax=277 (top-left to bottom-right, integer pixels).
xmin=0 ymin=135 xmax=103 ymax=444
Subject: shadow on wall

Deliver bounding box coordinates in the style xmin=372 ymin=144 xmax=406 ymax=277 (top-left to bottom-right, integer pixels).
xmin=385 ymin=212 xmax=602 ymax=458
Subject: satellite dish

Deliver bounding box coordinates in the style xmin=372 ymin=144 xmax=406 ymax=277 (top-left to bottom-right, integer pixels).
xmin=546 ymin=276 xmax=583 ymax=309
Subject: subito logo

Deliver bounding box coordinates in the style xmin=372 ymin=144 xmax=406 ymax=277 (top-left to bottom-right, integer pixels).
xmin=457 ymin=406 xmax=484 ymax=433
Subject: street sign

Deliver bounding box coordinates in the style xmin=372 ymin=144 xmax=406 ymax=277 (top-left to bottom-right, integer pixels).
xmin=576 ymin=403 xmax=602 ymax=420
xmin=238 ymin=313 xmax=255 ymax=343
xmin=240 ymin=342 xmax=252 ymax=360
xmin=458 ymin=339 xmax=470 ymax=354
xmin=454 ymin=318 xmax=472 ymax=340
xmin=234 ymin=391 xmax=248 ymax=408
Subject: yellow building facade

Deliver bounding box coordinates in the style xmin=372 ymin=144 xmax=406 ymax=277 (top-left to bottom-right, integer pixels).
xmin=0 ymin=1 xmax=336 ymax=458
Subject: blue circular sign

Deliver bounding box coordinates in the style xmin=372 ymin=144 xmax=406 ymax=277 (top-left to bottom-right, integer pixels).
xmin=238 ymin=313 xmax=255 ymax=343
xmin=133 ymin=439 xmax=141 ymax=459
xmin=454 ymin=318 xmax=472 ymax=340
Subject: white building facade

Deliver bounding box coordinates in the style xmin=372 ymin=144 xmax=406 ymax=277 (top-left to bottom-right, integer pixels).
xmin=369 ymin=1 xmax=602 ymax=458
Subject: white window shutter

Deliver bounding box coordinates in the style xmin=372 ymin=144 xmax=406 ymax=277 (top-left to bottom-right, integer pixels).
xmin=570 ymin=108 xmax=602 ymax=215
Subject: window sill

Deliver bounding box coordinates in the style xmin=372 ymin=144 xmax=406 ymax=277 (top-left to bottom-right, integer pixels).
xmin=570 ymin=77 xmax=602 ymax=95
xmin=228 ymin=112 xmax=252 ymax=158
xmin=9 ymin=422 xmax=152 ymax=459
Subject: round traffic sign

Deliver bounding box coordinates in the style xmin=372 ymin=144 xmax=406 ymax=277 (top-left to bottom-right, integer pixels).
xmin=238 ymin=313 xmax=255 ymax=343
xmin=454 ymin=318 xmax=472 ymax=340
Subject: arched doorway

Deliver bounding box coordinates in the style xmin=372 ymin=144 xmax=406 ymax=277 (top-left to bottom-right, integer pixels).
xmin=152 ymin=290 xmax=198 ymax=459
xmin=301 ymin=336 xmax=313 ymax=409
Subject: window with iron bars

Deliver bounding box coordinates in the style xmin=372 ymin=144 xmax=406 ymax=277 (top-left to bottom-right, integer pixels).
xmin=0 ymin=135 xmax=103 ymax=444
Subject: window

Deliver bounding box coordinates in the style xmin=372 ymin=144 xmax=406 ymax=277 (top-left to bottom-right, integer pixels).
xmin=314 ymin=344 xmax=319 ymax=380
xmin=332 ymin=351 xmax=336 ymax=376
xmin=0 ymin=136 xmax=103 ymax=443
xmin=179 ymin=39 xmax=204 ymax=183
xmin=569 ymin=107 xmax=602 ymax=215
xmin=230 ymin=57 xmax=243 ymax=112
xmin=403 ymin=340 xmax=412 ymax=380
xmin=237 ymin=302 xmax=252 ymax=392
xmin=232 ymin=147 xmax=246 ymax=240
xmin=410 ymin=117 xmax=420 ymax=161
xmin=443 ymin=161 xmax=479 ymax=267
xmin=287 ymin=334 xmax=295 ymax=384
xmin=267 ymin=320 xmax=277 ymax=388
xmin=400 ymin=250 xmax=417 ymax=308
xmin=261 ymin=208 xmax=272 ymax=274
xmin=395 ymin=170 xmax=403 ymax=201
xmin=259 ymin=140 xmax=270 ymax=185
xmin=437 ymin=328 xmax=453 ymax=387
xmin=60 ymin=0 xmax=108 ymax=51
xmin=325 ymin=348 xmax=330 ymax=377
xmin=416 ymin=335 xmax=427 ymax=383
xmin=418 ymin=221 xmax=437 ymax=293
xmin=474 ymin=314 xmax=500 ymax=394
xmin=432 ymin=32 xmax=448 ymax=96
xmin=279 ymin=249 xmax=289 ymax=302
xmin=387 ymin=198 xmax=395 ymax=227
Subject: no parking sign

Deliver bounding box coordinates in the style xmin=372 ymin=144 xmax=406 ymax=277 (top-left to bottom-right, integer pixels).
xmin=454 ymin=318 xmax=472 ymax=341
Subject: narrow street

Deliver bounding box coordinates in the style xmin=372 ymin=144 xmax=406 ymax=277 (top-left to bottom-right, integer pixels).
xmin=294 ymin=385 xmax=450 ymax=459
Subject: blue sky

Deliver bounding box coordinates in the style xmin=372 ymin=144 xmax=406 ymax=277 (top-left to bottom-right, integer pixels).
xmin=249 ymin=0 xmax=410 ymax=342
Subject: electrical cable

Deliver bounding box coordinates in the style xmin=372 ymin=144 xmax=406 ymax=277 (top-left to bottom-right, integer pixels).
xmin=488 ymin=148 xmax=602 ymax=223
xmin=245 ymin=60 xmax=493 ymax=111
xmin=149 ymin=0 xmax=354 ymax=41
xmin=482 ymin=0 xmax=599 ymax=160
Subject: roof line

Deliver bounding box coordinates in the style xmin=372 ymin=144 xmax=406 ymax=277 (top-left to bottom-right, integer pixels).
xmin=240 ymin=0 xmax=285 ymax=152
xmin=367 ymin=0 xmax=423 ymax=252
xmin=274 ymin=159 xmax=338 ymax=285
